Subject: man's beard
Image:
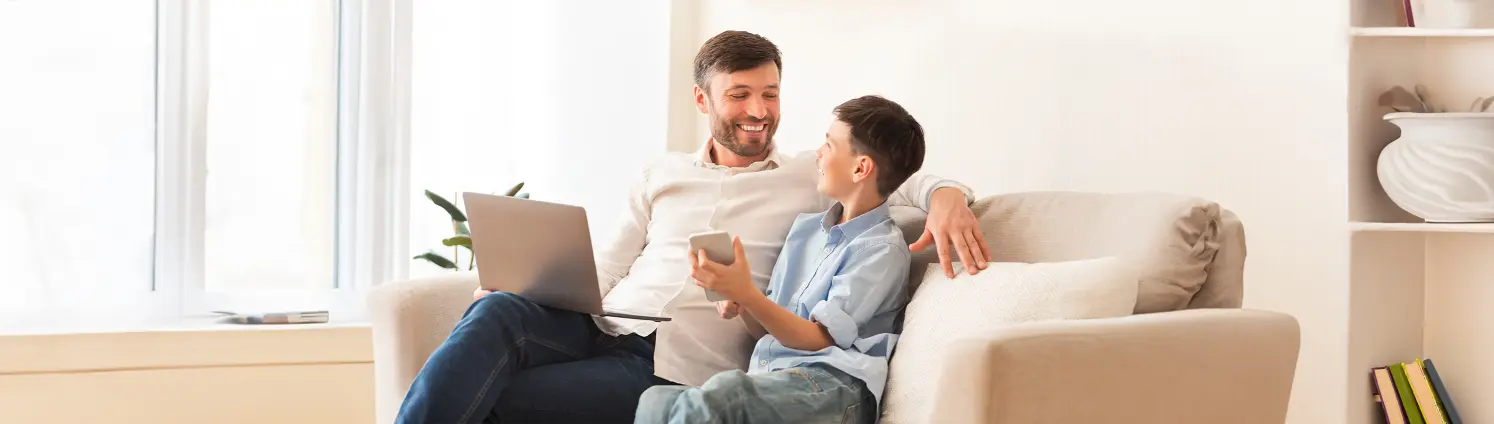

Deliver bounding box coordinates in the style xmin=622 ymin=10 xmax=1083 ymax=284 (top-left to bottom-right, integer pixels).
xmin=709 ymin=113 xmax=774 ymax=158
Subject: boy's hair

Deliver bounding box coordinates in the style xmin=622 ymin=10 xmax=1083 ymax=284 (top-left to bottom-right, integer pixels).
xmin=833 ymin=95 xmax=926 ymax=197
xmin=693 ymin=30 xmax=782 ymax=94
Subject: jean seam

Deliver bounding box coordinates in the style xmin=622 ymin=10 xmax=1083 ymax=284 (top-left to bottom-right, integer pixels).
xmin=458 ymin=337 xmax=524 ymax=423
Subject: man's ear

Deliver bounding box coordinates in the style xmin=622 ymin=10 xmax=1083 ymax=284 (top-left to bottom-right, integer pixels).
xmin=693 ymin=85 xmax=709 ymax=114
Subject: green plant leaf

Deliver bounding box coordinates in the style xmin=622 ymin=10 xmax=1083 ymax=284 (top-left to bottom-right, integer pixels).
xmin=413 ymin=251 xmax=458 ymax=269
xmin=456 ymin=221 xmax=470 ymax=236
xmin=517 ymin=193 xmax=530 ymax=199
xmin=442 ymin=235 xmax=471 ymax=248
xmin=504 ymin=182 xmax=525 ymax=197
xmin=424 ymin=190 xmax=468 ymax=222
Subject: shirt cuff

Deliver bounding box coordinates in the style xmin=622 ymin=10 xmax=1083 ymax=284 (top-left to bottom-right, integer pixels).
xmin=923 ymin=180 xmax=975 ymax=210
xmin=810 ymin=302 xmax=859 ymax=349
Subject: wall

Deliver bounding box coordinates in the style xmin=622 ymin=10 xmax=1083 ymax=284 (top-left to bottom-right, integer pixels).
xmin=687 ymin=1 xmax=1350 ymax=422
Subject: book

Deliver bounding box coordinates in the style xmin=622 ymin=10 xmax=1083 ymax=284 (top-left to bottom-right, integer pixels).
xmin=1373 ymin=367 xmax=1408 ymax=424
xmin=213 ymin=310 xmax=330 ymax=325
xmin=1423 ymin=359 xmax=1463 ymax=424
xmin=1390 ymin=363 xmax=1426 ymax=424
xmin=1404 ymin=359 xmax=1448 ymax=424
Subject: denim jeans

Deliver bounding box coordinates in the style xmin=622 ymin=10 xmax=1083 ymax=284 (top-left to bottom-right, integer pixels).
xmin=635 ymin=363 xmax=878 ymax=424
xmin=395 ymin=292 xmax=672 ymax=424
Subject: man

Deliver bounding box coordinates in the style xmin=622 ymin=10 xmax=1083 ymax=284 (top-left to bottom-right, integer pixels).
xmin=394 ymin=30 xmax=991 ymax=424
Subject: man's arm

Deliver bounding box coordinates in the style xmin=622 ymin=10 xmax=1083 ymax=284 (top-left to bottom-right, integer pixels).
xmin=593 ymin=164 xmax=654 ymax=297
xmin=888 ymin=173 xmax=993 ymax=278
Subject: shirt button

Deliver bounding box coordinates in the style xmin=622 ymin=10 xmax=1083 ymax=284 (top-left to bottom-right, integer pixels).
xmin=760 ymin=360 xmax=768 ymax=366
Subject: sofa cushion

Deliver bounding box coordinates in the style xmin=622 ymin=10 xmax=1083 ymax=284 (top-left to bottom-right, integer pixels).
xmin=891 ymin=191 xmax=1222 ymax=314
xmin=879 ymin=258 xmax=1141 ymax=424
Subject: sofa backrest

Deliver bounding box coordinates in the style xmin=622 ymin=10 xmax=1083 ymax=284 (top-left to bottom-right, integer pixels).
xmin=890 ymin=190 xmax=1243 ymax=314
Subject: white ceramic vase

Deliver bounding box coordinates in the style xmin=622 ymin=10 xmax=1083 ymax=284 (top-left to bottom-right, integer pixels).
xmin=1378 ymin=112 xmax=1494 ymax=222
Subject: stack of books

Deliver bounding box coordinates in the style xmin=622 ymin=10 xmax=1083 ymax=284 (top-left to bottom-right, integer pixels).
xmin=1371 ymin=358 xmax=1463 ymax=424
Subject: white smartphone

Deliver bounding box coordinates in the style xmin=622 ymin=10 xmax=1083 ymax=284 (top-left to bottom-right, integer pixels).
xmin=688 ymin=230 xmax=735 ymax=302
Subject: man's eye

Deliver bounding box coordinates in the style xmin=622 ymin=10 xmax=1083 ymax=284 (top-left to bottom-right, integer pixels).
xmin=730 ymin=94 xmax=747 ymax=100
xmin=764 ymin=94 xmax=778 ymax=99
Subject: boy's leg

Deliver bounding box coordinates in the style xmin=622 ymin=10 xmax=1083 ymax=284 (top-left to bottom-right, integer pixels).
xmin=394 ymin=292 xmax=600 ymax=424
xmin=492 ymin=333 xmax=674 ymax=423
xmin=635 ymin=365 xmax=876 ymax=424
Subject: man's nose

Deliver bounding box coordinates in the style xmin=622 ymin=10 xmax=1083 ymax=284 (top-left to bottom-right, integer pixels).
xmin=746 ymin=98 xmax=767 ymax=119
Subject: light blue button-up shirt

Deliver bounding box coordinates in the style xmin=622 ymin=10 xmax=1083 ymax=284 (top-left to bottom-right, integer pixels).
xmin=747 ymin=201 xmax=911 ymax=404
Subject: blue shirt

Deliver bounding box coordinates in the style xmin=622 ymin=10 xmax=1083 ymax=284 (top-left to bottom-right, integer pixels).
xmin=746 ymin=201 xmax=911 ymax=404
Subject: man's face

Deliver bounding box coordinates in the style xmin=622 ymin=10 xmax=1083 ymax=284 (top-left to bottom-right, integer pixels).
xmin=695 ymin=62 xmax=780 ymax=158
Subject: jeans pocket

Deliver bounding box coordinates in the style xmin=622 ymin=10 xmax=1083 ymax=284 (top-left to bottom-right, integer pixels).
xmin=840 ymin=401 xmax=862 ymax=424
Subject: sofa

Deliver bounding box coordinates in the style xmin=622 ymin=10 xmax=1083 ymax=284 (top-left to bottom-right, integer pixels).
xmin=369 ymin=191 xmax=1301 ymax=424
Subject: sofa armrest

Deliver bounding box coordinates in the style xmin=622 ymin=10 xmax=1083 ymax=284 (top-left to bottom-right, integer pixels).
xmin=368 ymin=272 xmax=477 ymax=424
xmin=931 ymin=308 xmax=1300 ymax=424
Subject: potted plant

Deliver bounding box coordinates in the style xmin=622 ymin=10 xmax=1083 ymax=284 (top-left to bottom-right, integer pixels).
xmin=1377 ymin=85 xmax=1494 ymax=222
xmin=413 ymin=182 xmax=528 ymax=270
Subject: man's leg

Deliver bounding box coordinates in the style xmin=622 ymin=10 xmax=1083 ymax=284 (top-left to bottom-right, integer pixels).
xmin=634 ymin=365 xmax=876 ymax=424
xmin=395 ymin=292 xmax=599 ymax=424
xmin=491 ymin=333 xmax=672 ymax=423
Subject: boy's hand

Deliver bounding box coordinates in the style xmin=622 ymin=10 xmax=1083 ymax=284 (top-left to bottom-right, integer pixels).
xmin=716 ymin=300 xmax=741 ymax=319
xmin=690 ymin=236 xmax=756 ymax=302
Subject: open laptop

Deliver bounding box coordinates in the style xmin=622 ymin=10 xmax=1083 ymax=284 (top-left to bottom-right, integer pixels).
xmin=462 ymin=192 xmax=669 ymax=322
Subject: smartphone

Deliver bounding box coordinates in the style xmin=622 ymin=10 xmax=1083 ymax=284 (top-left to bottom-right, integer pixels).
xmin=688 ymin=230 xmax=735 ymax=302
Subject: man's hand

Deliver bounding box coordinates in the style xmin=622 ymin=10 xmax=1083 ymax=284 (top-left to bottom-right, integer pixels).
xmin=473 ymin=287 xmax=492 ymax=301
xmin=911 ymin=187 xmax=992 ymax=278
xmin=689 ymin=237 xmax=758 ymax=302
xmin=716 ymin=300 xmax=741 ymax=319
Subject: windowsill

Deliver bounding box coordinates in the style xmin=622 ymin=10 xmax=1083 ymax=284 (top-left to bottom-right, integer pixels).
xmin=0 ymin=313 xmax=372 ymax=375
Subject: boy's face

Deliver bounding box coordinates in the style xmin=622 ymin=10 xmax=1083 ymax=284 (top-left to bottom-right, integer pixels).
xmin=816 ymin=119 xmax=872 ymax=198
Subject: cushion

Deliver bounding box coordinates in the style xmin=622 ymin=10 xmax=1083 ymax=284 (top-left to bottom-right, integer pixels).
xmin=891 ymin=191 xmax=1221 ymax=314
xmin=878 ymin=257 xmax=1141 ymax=424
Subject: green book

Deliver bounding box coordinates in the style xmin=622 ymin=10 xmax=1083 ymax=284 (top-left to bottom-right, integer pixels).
xmin=1391 ymin=363 xmax=1425 ymax=424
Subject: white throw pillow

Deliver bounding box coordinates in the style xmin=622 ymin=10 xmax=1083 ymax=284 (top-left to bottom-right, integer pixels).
xmin=879 ymin=257 xmax=1141 ymax=424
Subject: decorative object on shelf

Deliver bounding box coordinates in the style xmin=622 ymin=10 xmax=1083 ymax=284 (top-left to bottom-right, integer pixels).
xmin=1420 ymin=0 xmax=1481 ymax=28
xmin=1376 ymin=89 xmax=1494 ymax=221
xmin=413 ymin=182 xmax=528 ymax=270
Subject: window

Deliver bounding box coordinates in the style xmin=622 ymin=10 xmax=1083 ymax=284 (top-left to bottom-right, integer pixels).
xmin=1 ymin=0 xmax=407 ymax=322
xmin=0 ymin=0 xmax=159 ymax=315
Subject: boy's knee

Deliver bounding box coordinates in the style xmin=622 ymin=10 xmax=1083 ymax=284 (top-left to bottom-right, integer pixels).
xmin=635 ymin=386 xmax=688 ymax=422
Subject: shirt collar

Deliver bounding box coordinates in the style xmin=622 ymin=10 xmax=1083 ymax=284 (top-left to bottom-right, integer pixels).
xmin=693 ymin=139 xmax=782 ymax=171
xmin=819 ymin=201 xmax=892 ymax=239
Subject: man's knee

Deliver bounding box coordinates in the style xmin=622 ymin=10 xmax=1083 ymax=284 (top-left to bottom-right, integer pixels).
xmin=467 ymin=291 xmax=533 ymax=318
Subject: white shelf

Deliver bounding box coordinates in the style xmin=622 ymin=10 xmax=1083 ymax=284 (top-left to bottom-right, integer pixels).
xmin=1351 ymin=221 xmax=1494 ymax=233
xmin=1352 ymin=27 xmax=1494 ymax=37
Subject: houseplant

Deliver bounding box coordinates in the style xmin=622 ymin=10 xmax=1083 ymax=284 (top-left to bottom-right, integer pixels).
xmin=1377 ymin=85 xmax=1494 ymax=222
xmin=413 ymin=182 xmax=528 ymax=270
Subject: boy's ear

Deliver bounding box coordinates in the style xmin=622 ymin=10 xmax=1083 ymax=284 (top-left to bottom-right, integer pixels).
xmin=853 ymin=155 xmax=876 ymax=184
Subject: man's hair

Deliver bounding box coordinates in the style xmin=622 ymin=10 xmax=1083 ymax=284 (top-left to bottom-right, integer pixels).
xmin=833 ymin=95 xmax=926 ymax=198
xmin=693 ymin=30 xmax=782 ymax=94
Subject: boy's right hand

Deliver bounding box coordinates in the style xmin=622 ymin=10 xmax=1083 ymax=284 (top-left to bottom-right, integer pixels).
xmin=716 ymin=300 xmax=741 ymax=319
xmin=473 ymin=287 xmax=492 ymax=301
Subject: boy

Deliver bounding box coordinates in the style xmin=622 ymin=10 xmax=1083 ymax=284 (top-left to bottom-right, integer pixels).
xmin=634 ymin=95 xmax=925 ymax=424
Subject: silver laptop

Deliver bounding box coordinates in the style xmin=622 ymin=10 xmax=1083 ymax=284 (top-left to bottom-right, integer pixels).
xmin=462 ymin=192 xmax=669 ymax=322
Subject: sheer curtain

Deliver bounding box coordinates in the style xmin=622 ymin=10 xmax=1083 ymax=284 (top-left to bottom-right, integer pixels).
xmin=408 ymin=1 xmax=672 ymax=278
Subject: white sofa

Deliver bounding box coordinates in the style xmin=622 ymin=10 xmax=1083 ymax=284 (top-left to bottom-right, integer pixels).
xmin=369 ymin=191 xmax=1301 ymax=423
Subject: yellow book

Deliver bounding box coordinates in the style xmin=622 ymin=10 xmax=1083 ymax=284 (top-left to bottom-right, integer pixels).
xmin=1405 ymin=359 xmax=1448 ymax=424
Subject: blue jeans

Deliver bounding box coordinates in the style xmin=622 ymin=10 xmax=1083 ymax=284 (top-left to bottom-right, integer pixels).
xmin=395 ymin=292 xmax=672 ymax=424
xmin=635 ymin=363 xmax=878 ymax=424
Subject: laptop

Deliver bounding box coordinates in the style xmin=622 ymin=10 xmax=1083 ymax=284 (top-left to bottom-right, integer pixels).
xmin=462 ymin=192 xmax=670 ymax=322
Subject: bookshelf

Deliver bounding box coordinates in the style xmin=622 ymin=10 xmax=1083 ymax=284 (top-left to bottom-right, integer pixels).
xmin=1348 ymin=1 xmax=1494 ymax=423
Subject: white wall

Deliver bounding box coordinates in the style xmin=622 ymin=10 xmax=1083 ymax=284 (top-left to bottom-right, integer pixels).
xmin=689 ymin=1 xmax=1350 ymax=422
